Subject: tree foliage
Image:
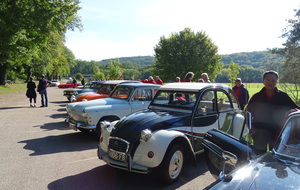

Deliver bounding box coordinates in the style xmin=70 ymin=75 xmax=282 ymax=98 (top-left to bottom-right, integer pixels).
xmin=228 ymin=61 xmax=240 ymax=86
xmin=271 ymin=8 xmax=300 ymax=103
xmin=153 ymin=28 xmax=222 ymax=82
xmin=0 ymin=0 xmax=81 ymax=84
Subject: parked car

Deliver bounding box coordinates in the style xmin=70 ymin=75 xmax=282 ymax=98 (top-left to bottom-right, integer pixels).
xmin=63 ymin=81 xmax=105 ymax=101
xmin=65 ymin=83 xmax=160 ymax=138
xmin=50 ymin=80 xmax=60 ymax=87
xmin=58 ymin=80 xmax=81 ymax=88
xmin=203 ymin=110 xmax=300 ymax=189
xmin=97 ymin=82 xmax=245 ymax=184
xmin=72 ymin=80 xmax=140 ymax=102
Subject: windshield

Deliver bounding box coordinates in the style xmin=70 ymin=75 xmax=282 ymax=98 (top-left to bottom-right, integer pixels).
xmin=150 ymin=90 xmax=198 ymax=111
xmin=275 ymin=115 xmax=300 ymax=159
xmin=110 ymin=86 xmax=132 ymax=100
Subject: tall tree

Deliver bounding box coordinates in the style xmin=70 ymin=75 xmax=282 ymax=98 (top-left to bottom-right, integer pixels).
xmin=153 ymin=28 xmax=222 ymax=82
xmin=0 ymin=0 xmax=81 ymax=84
xmin=228 ymin=61 xmax=240 ymax=86
xmin=272 ymin=8 xmax=300 ymax=103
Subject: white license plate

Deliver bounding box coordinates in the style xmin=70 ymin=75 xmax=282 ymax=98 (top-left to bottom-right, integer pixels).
xmin=108 ymin=149 xmax=126 ymax=162
xmin=69 ymin=123 xmax=77 ymax=131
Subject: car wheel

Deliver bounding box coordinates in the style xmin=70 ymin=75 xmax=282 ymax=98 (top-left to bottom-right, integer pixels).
xmin=204 ymin=148 xmax=224 ymax=179
xmin=158 ymin=144 xmax=184 ymax=184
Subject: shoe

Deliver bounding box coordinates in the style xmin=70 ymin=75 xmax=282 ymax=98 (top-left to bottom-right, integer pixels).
xmin=30 ymin=105 xmax=33 ymax=107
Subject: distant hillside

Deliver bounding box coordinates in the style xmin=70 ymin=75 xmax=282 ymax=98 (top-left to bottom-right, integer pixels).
xmin=99 ymin=51 xmax=284 ymax=69
xmin=100 ymin=56 xmax=155 ymax=66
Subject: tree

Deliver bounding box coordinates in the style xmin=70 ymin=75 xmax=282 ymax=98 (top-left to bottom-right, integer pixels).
xmin=106 ymin=59 xmax=123 ymax=79
xmin=272 ymin=8 xmax=300 ymax=103
xmin=153 ymin=28 xmax=222 ymax=82
xmin=0 ymin=0 xmax=81 ymax=84
xmin=228 ymin=61 xmax=240 ymax=86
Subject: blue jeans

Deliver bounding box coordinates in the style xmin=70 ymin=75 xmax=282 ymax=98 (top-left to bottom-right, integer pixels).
xmin=40 ymin=89 xmax=48 ymax=107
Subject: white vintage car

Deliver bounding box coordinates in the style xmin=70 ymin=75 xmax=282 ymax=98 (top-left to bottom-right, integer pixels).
xmin=65 ymin=83 xmax=160 ymax=138
xmin=98 ymin=82 xmax=246 ymax=184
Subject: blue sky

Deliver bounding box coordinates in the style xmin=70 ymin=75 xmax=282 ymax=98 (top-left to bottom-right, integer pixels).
xmin=65 ymin=0 xmax=300 ymax=61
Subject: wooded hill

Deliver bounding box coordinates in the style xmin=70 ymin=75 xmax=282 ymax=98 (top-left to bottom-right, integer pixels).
xmin=99 ymin=51 xmax=285 ymax=69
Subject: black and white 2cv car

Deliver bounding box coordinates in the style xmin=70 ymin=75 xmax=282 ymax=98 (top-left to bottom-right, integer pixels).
xmin=97 ymin=82 xmax=246 ymax=184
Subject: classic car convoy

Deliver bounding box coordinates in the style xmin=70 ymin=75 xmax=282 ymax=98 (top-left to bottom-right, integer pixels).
xmin=63 ymin=81 xmax=300 ymax=186
xmin=72 ymin=80 xmax=141 ymax=102
xmin=97 ymin=82 xmax=245 ymax=184
xmin=65 ymin=83 xmax=160 ymax=138
xmin=203 ymin=110 xmax=300 ymax=189
xmin=63 ymin=80 xmax=105 ymax=101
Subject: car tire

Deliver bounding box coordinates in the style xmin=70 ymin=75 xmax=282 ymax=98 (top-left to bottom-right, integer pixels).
xmin=158 ymin=144 xmax=184 ymax=184
xmin=204 ymin=148 xmax=224 ymax=180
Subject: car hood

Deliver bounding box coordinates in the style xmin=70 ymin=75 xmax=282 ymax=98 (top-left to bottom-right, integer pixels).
xmin=110 ymin=109 xmax=191 ymax=143
xmin=67 ymin=98 xmax=125 ymax=111
xmin=209 ymin=152 xmax=300 ymax=189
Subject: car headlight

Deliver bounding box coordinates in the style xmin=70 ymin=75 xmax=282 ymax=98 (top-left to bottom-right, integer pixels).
xmin=140 ymin=129 xmax=152 ymax=142
xmin=83 ymin=109 xmax=89 ymax=122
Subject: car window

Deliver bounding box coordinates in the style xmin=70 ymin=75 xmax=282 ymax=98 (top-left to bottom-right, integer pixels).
xmin=216 ymin=91 xmax=232 ymax=111
xmin=132 ymin=89 xmax=153 ymax=101
xmin=151 ymin=91 xmax=197 ymax=111
xmin=196 ymin=90 xmax=216 ymax=115
xmin=276 ymin=116 xmax=300 ymax=158
xmin=110 ymin=86 xmax=132 ymax=100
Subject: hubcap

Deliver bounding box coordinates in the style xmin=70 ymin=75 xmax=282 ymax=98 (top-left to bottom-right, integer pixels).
xmin=169 ymin=150 xmax=183 ymax=179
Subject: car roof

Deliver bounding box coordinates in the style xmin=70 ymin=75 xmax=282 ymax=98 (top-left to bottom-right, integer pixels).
xmin=116 ymin=83 xmax=161 ymax=88
xmin=158 ymin=82 xmax=231 ymax=92
xmin=103 ymin=80 xmax=141 ymax=85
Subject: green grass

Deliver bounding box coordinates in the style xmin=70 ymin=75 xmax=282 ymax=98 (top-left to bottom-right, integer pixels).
xmin=0 ymin=83 xmax=27 ymax=94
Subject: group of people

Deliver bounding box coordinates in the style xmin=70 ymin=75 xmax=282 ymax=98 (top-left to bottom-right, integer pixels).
xmin=26 ymin=74 xmax=51 ymax=107
xmin=176 ymin=70 xmax=299 ymax=155
xmin=141 ymin=76 xmax=163 ymax=85
xmin=176 ymin=72 xmax=211 ymax=83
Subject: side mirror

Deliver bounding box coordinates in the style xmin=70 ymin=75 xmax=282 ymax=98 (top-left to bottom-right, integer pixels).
xmin=219 ymin=151 xmax=238 ymax=182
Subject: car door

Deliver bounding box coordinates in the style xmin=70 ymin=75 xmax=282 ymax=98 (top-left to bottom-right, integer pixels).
xmin=130 ymin=88 xmax=153 ymax=113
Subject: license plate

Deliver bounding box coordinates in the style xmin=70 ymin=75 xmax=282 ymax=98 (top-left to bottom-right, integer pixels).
xmin=69 ymin=123 xmax=77 ymax=131
xmin=108 ymin=149 xmax=127 ymax=162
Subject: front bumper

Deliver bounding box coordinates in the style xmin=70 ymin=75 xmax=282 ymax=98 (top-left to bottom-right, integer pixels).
xmin=65 ymin=117 xmax=96 ymax=131
xmin=97 ymin=145 xmax=150 ymax=174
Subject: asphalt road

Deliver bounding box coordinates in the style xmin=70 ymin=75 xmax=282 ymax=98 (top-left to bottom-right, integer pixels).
xmin=0 ymin=87 xmax=215 ymax=190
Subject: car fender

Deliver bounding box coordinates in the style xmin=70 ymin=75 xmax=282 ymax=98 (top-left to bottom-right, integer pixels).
xmin=133 ymin=129 xmax=193 ymax=168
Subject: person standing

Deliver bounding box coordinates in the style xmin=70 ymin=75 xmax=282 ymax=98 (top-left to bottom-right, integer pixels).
xmin=81 ymin=78 xmax=85 ymax=86
xmin=72 ymin=78 xmax=77 ymax=88
xmin=232 ymin=78 xmax=249 ymax=110
xmin=183 ymin=72 xmax=194 ymax=82
xmin=26 ymin=77 xmax=37 ymax=107
xmin=155 ymin=76 xmax=163 ymax=85
xmin=37 ymin=74 xmax=51 ymax=107
xmin=175 ymin=77 xmax=181 ymax=82
xmin=201 ymin=73 xmax=211 ymax=83
xmin=247 ymin=70 xmax=299 ymax=155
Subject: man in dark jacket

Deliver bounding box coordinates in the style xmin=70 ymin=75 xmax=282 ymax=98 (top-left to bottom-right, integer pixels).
xmin=247 ymin=70 xmax=299 ymax=155
xmin=37 ymin=74 xmax=51 ymax=107
xmin=232 ymin=78 xmax=249 ymax=110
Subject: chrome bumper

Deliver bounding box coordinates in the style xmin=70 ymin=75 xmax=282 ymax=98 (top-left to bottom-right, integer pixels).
xmin=65 ymin=117 xmax=96 ymax=131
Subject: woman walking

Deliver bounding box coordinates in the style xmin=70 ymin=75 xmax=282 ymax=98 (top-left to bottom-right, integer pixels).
xmin=26 ymin=77 xmax=37 ymax=107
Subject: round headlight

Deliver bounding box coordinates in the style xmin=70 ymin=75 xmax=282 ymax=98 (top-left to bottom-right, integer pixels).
xmin=140 ymin=129 xmax=152 ymax=142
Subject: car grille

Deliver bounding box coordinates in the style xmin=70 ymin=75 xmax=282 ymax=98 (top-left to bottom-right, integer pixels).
xmin=108 ymin=137 xmax=130 ymax=153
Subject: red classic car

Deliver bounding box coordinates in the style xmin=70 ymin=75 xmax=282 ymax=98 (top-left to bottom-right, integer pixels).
xmin=58 ymin=80 xmax=81 ymax=88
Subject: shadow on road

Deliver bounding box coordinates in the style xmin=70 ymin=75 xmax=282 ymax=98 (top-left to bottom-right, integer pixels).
xmin=48 ymin=154 xmax=210 ymax=190
xmin=18 ymin=132 xmax=98 ymax=156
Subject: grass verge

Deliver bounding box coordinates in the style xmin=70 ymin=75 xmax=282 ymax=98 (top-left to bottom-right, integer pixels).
xmin=0 ymin=83 xmax=27 ymax=94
